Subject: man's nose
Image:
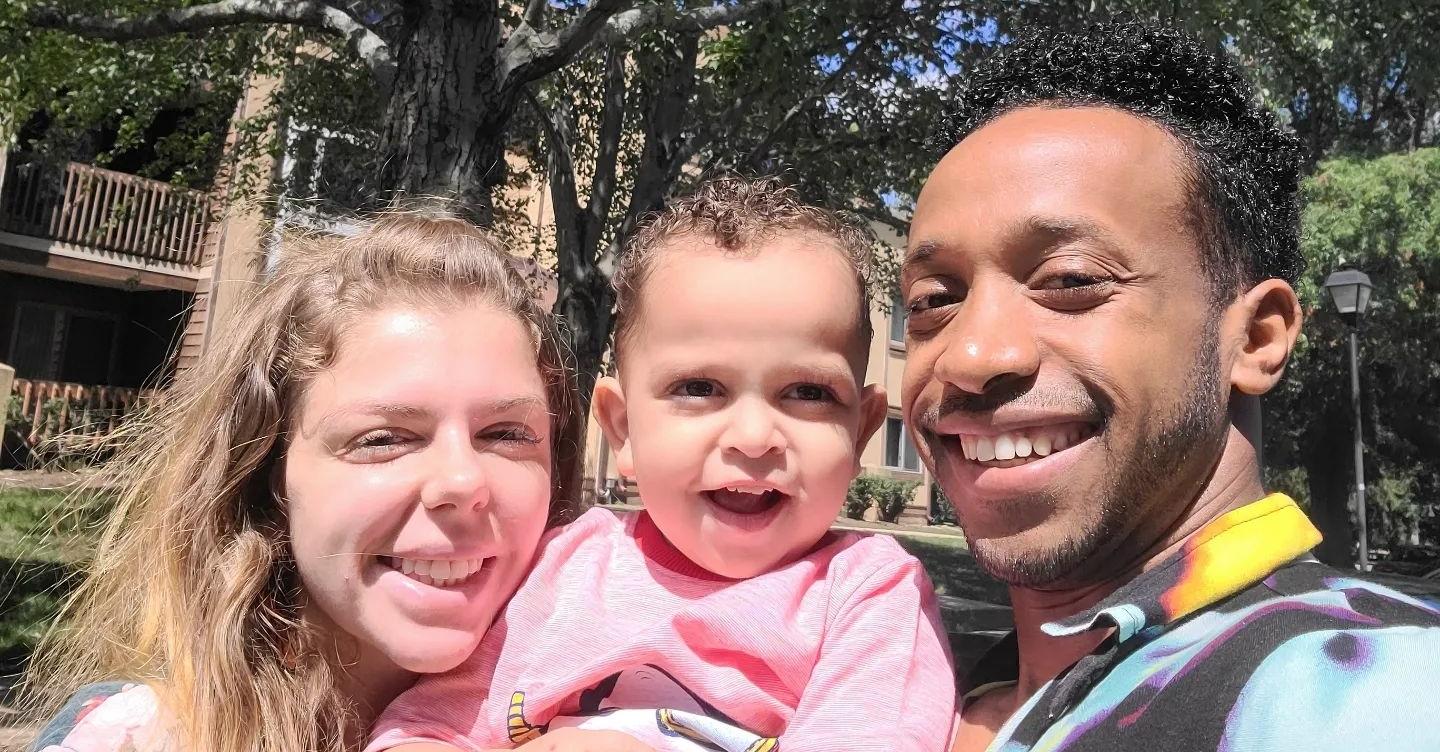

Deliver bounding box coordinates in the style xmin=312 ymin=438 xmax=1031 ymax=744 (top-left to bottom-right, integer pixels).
xmin=418 ymin=430 xmax=491 ymax=512
xmin=931 ymin=283 xmax=1041 ymax=396
xmin=719 ymin=397 xmax=787 ymax=459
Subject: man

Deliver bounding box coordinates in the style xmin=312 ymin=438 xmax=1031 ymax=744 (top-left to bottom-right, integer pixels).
xmin=901 ymin=20 xmax=1440 ymax=751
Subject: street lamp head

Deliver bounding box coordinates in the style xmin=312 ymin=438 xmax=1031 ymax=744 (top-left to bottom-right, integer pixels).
xmin=1323 ymin=268 xmax=1374 ymax=327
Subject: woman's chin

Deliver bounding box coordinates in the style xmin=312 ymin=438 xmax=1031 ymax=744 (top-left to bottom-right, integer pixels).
xmin=382 ymin=628 xmax=482 ymax=673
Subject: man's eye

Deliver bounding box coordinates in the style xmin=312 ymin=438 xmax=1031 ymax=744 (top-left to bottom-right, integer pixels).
xmin=1039 ymin=273 xmax=1109 ymax=290
xmin=908 ymin=292 xmax=962 ymax=313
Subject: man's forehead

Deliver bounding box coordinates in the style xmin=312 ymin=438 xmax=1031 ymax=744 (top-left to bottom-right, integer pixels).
xmin=907 ymin=105 xmax=1190 ymax=267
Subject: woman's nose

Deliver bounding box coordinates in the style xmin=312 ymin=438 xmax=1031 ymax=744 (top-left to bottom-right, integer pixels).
xmin=418 ymin=432 xmax=491 ymax=512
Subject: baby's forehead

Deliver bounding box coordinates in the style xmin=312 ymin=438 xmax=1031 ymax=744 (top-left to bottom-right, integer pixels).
xmin=628 ymin=238 xmax=872 ymax=374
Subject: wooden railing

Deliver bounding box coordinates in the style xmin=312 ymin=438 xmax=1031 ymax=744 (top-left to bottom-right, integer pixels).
xmin=8 ymin=378 xmax=151 ymax=447
xmin=0 ymin=157 xmax=212 ymax=267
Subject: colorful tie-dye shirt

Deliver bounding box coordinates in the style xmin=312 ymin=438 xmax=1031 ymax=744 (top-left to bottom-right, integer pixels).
xmin=962 ymin=493 xmax=1440 ymax=751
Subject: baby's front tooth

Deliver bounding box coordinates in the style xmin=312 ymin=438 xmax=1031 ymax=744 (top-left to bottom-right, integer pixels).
xmin=975 ymin=436 xmax=996 ymax=462
xmin=994 ymin=434 xmax=1016 ymax=461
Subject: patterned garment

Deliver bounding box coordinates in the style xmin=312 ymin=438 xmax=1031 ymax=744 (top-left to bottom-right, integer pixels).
xmin=964 ymin=494 xmax=1440 ymax=751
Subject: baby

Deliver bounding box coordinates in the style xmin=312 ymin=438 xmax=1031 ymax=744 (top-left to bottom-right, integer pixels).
xmin=367 ymin=177 xmax=955 ymax=752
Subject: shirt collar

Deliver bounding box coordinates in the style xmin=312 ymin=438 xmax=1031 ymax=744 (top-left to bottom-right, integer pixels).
xmin=1042 ymin=493 xmax=1322 ymax=642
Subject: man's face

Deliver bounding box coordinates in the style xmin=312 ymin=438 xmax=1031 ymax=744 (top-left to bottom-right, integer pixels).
xmin=902 ymin=106 xmax=1231 ymax=588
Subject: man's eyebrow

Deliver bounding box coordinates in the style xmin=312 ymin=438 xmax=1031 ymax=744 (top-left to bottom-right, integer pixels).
xmin=1012 ymin=215 xmax=1112 ymax=244
xmin=901 ymin=240 xmax=939 ymax=271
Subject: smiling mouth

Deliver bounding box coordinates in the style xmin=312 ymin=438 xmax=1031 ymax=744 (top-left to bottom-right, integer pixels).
xmin=379 ymin=556 xmax=488 ymax=588
xmin=951 ymin=422 xmax=1099 ymax=468
xmin=704 ymin=486 xmax=788 ymax=516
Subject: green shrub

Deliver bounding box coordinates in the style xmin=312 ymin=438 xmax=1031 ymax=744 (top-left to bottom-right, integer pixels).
xmin=845 ymin=474 xmax=920 ymax=523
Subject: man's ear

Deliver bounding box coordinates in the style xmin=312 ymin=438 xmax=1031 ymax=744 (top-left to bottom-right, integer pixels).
xmin=592 ymin=376 xmax=635 ymax=477
xmin=855 ymin=384 xmax=888 ymax=472
xmin=1229 ymin=278 xmax=1303 ymax=396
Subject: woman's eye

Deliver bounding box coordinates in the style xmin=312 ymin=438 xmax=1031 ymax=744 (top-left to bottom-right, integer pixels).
xmin=675 ymin=380 xmax=718 ymax=398
xmin=481 ymin=425 xmax=540 ymax=445
xmin=347 ymin=430 xmax=412 ymax=460
xmin=787 ymin=384 xmax=834 ymax=402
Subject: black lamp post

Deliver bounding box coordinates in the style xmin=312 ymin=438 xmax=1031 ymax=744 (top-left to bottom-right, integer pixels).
xmin=1323 ymin=268 xmax=1374 ymax=572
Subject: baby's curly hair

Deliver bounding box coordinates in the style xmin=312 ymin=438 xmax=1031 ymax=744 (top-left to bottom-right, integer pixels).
xmin=613 ymin=176 xmax=876 ymax=360
xmin=942 ymin=19 xmax=1304 ymax=294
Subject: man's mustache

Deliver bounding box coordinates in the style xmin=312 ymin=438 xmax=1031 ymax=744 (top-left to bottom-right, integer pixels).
xmin=916 ymin=387 xmax=1105 ymax=432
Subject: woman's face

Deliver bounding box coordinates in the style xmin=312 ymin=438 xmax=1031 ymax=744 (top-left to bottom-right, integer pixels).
xmin=284 ymin=300 xmax=553 ymax=674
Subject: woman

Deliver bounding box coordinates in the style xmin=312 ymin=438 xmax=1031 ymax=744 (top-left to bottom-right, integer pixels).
xmin=21 ymin=211 xmax=584 ymax=752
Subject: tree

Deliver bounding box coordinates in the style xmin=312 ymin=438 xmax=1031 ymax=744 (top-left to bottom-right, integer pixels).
xmin=1002 ymin=0 xmax=1440 ymax=165
xmin=1264 ymin=147 xmax=1440 ymax=564
xmin=516 ymin=1 xmax=992 ymax=396
xmin=4 ymin=0 xmax=995 ymax=404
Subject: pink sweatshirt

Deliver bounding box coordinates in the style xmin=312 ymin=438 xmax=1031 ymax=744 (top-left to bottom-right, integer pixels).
xmin=367 ymin=507 xmax=955 ymax=752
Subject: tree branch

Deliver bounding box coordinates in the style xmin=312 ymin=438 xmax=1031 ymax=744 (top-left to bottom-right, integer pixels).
xmin=523 ymin=0 xmax=548 ymax=29
xmin=501 ymin=0 xmax=628 ymax=91
xmin=739 ymin=23 xmax=883 ymax=170
xmin=525 ymin=89 xmax=588 ymax=284
xmin=29 ymin=0 xmax=397 ymax=94
xmin=586 ymin=47 xmax=628 ymax=245
xmin=599 ymin=0 xmax=788 ymax=44
xmin=854 ymin=195 xmax=910 ymax=237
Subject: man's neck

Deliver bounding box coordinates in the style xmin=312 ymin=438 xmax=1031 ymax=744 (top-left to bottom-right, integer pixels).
xmin=1005 ymin=421 xmax=1269 ymax=702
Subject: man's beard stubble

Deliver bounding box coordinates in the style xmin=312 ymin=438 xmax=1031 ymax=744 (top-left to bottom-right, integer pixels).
xmin=962 ymin=327 xmax=1229 ymax=589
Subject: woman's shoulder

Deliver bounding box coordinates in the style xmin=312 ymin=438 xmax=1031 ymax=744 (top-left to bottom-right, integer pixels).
xmin=31 ymin=682 xmax=167 ymax=752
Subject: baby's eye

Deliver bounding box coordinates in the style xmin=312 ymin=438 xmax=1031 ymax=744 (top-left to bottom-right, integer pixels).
xmin=673 ymin=379 xmax=719 ymax=398
xmin=786 ymin=383 xmax=836 ymax=402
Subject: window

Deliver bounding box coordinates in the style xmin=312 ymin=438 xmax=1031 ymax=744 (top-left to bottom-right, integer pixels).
xmin=889 ymin=290 xmax=907 ymax=344
xmin=884 ymin=416 xmax=921 ymax=472
xmin=8 ymin=302 xmax=119 ymax=384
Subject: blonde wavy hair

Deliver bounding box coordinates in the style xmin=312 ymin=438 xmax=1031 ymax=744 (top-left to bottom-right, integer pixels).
xmin=21 ymin=210 xmax=584 ymax=751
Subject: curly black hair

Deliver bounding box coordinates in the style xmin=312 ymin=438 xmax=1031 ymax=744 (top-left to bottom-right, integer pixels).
xmin=942 ymin=20 xmax=1304 ymax=292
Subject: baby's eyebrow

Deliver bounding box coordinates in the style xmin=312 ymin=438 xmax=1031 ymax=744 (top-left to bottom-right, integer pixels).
xmin=780 ymin=363 xmax=856 ymax=386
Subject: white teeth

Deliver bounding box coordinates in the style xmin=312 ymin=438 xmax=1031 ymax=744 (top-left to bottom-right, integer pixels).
xmin=975 ymin=436 xmax=996 ymax=462
xmin=959 ymin=426 xmax=1092 ymax=463
xmin=993 ymin=434 xmax=1015 ymax=460
xmin=389 ymin=557 xmax=484 ymax=586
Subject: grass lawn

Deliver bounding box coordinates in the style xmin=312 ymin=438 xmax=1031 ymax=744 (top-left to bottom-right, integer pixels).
xmin=0 ymin=487 xmax=103 ymax=680
xmin=891 ymin=533 xmax=1011 ymax=605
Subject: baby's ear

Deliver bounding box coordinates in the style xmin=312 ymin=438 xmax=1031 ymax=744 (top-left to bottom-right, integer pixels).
xmin=591 ymin=376 xmax=636 ymax=477
xmin=855 ymin=383 xmax=888 ymax=469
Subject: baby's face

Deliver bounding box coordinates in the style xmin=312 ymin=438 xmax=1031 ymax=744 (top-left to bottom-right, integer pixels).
xmin=601 ymin=234 xmax=884 ymax=578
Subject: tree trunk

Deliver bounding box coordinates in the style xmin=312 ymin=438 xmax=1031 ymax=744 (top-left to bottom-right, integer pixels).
xmin=555 ymin=275 xmax=614 ymax=417
xmin=378 ymin=1 xmax=509 ymax=223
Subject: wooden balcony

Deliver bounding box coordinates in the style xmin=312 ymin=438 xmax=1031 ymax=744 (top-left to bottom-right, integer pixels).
xmin=0 ymin=154 xmax=213 ymax=292
xmin=9 ymin=377 xmax=151 ymax=449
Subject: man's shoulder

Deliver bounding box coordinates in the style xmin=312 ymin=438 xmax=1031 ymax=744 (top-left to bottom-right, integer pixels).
xmin=1214 ymin=563 xmax=1440 ymax=749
